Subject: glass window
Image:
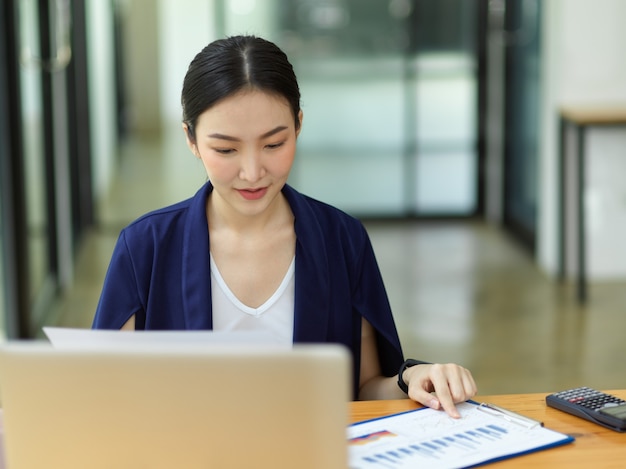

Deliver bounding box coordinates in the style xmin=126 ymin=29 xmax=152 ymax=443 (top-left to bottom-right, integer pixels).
xmin=19 ymin=0 xmax=53 ymax=314
xmin=222 ymin=0 xmax=479 ymax=216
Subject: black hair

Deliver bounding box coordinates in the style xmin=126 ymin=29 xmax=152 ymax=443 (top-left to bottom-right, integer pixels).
xmin=181 ymin=35 xmax=301 ymax=142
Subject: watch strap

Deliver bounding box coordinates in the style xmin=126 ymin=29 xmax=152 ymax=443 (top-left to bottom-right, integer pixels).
xmin=397 ymin=359 xmax=430 ymax=394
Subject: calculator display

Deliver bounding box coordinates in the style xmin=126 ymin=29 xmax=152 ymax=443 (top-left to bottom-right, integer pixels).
xmin=599 ymin=404 xmax=626 ymax=420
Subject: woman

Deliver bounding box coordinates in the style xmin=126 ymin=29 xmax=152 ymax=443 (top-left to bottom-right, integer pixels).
xmin=93 ymin=35 xmax=476 ymax=416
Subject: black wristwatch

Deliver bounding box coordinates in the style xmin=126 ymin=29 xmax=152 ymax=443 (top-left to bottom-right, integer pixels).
xmin=397 ymin=359 xmax=430 ymax=394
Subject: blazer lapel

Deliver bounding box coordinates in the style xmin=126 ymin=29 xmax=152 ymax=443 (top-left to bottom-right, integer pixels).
xmin=283 ymin=186 xmax=332 ymax=343
xmin=181 ymin=182 xmax=213 ymax=329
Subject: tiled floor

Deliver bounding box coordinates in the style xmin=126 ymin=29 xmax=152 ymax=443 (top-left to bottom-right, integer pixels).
xmin=46 ymin=134 xmax=626 ymax=396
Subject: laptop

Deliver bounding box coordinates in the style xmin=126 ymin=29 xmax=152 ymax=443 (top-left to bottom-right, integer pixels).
xmin=0 ymin=341 xmax=351 ymax=469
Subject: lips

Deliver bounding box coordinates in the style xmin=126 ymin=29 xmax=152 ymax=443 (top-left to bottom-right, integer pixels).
xmin=236 ymin=187 xmax=268 ymax=200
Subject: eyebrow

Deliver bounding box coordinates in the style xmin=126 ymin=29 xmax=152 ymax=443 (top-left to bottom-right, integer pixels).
xmin=207 ymin=125 xmax=289 ymax=142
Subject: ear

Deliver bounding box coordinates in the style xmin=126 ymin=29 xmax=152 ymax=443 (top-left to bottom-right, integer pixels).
xmin=182 ymin=123 xmax=200 ymax=158
xmin=295 ymin=110 xmax=304 ymax=138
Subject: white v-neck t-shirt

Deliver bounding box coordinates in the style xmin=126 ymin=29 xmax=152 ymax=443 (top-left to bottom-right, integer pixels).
xmin=210 ymin=255 xmax=295 ymax=346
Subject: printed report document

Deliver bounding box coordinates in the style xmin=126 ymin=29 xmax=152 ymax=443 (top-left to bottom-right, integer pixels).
xmin=348 ymin=400 xmax=574 ymax=469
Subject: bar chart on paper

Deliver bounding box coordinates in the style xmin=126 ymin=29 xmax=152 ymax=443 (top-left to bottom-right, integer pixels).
xmin=347 ymin=402 xmax=574 ymax=469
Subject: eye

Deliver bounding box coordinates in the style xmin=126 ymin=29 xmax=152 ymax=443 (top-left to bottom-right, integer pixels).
xmin=265 ymin=141 xmax=285 ymax=150
xmin=213 ymin=147 xmax=235 ymax=155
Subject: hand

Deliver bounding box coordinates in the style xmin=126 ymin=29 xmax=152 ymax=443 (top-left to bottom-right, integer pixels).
xmin=403 ymin=363 xmax=477 ymax=418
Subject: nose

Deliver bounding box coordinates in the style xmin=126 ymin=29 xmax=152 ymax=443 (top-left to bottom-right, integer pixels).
xmin=239 ymin=150 xmax=265 ymax=182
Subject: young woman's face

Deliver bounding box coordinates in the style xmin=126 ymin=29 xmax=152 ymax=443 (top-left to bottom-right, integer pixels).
xmin=185 ymin=90 xmax=301 ymax=219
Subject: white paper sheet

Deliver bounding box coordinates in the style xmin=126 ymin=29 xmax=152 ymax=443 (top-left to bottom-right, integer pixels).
xmin=43 ymin=327 xmax=285 ymax=350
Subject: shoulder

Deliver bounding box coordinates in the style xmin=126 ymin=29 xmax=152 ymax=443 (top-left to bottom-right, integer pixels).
xmin=283 ymin=185 xmax=370 ymax=249
xmin=122 ymin=198 xmax=192 ymax=237
xmin=119 ymin=183 xmax=209 ymax=244
xmin=283 ymin=184 xmax=365 ymax=231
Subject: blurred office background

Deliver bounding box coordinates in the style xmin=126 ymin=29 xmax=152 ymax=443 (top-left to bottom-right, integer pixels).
xmin=1 ymin=0 xmax=626 ymax=394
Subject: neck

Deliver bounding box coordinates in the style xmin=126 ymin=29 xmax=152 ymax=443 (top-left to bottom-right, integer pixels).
xmin=206 ymin=190 xmax=292 ymax=235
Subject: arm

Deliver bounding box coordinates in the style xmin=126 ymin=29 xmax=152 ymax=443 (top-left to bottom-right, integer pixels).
xmin=358 ymin=319 xmax=477 ymax=418
xmin=121 ymin=315 xmax=135 ymax=330
xmin=92 ymin=231 xmax=144 ymax=329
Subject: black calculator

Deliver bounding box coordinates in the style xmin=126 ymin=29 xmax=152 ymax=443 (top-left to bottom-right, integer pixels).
xmin=546 ymin=387 xmax=626 ymax=432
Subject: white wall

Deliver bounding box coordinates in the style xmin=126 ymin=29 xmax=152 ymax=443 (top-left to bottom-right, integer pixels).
xmin=538 ymin=0 xmax=626 ymax=279
xmin=86 ymin=0 xmax=117 ymax=201
xmin=158 ymin=0 xmax=216 ymax=127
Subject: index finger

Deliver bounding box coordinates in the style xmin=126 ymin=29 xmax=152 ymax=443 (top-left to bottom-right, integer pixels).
xmin=428 ymin=371 xmax=461 ymax=418
xmin=435 ymin=387 xmax=461 ymax=418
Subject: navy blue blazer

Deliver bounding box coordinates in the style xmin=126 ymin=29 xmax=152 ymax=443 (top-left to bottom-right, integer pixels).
xmin=93 ymin=182 xmax=404 ymax=397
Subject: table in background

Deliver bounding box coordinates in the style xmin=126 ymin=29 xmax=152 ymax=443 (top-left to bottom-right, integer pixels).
xmin=351 ymin=389 xmax=626 ymax=467
xmin=558 ymin=106 xmax=626 ymax=302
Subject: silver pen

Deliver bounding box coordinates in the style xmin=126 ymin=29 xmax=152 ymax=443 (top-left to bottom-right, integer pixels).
xmin=477 ymin=402 xmax=544 ymax=429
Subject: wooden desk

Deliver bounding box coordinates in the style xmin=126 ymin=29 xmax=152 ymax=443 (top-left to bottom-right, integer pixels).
xmin=558 ymin=106 xmax=626 ymax=302
xmin=351 ymin=389 xmax=626 ymax=467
